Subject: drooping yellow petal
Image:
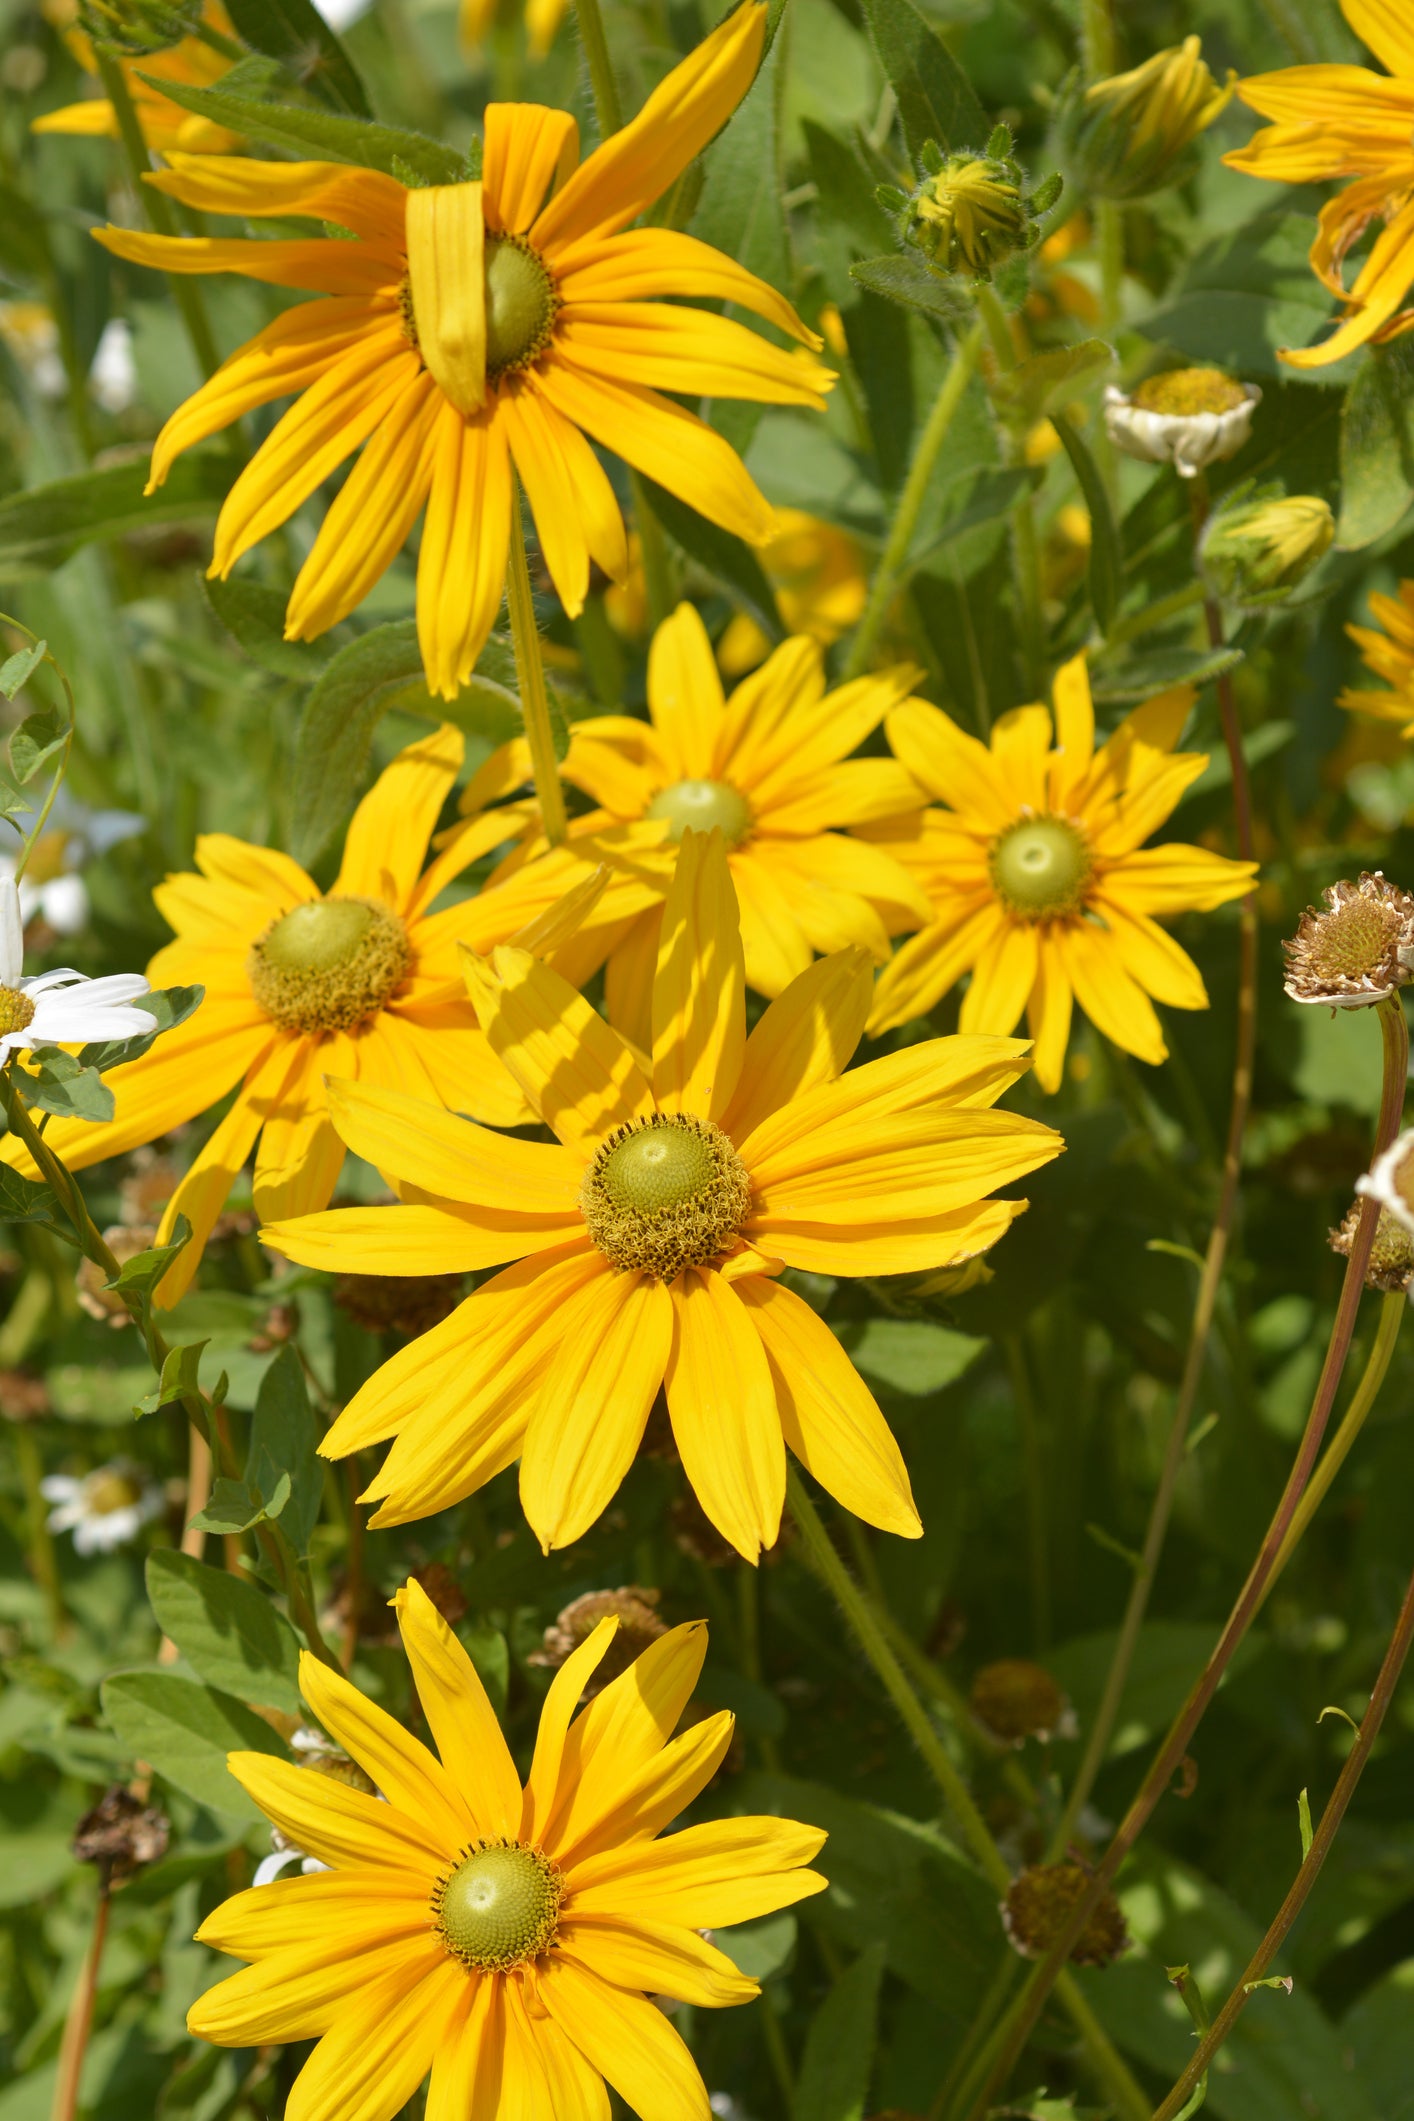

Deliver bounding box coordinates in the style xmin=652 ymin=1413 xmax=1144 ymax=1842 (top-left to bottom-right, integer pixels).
xmin=405 ymin=182 xmax=487 ymax=414
xmin=665 ymin=1267 xmax=784 ymax=1563
xmin=416 ymin=401 xmax=514 ymax=700
xmin=482 ymin=103 xmax=580 ymax=234
xmin=652 ymin=829 xmax=746 ymax=1122
xmin=392 ymin=1579 xmax=524 ymax=1841
xmin=149 ymin=153 xmax=409 ymax=244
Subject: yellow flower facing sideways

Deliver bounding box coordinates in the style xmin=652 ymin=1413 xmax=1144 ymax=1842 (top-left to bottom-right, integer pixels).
xmin=1341 ymin=579 xmax=1414 ymax=736
xmin=456 ymin=602 xmax=930 ymax=1039
xmin=34 ymin=0 xmax=243 ymax=155
xmin=191 ymin=1580 xmax=828 ymax=2121
xmin=1225 ymin=0 xmax=1414 ymax=367
xmin=263 ymin=832 xmax=1062 ymax=1560
xmin=92 ymin=3 xmax=833 ymax=698
xmin=864 ymin=655 xmax=1258 ymax=1091
xmin=460 ymin=0 xmax=566 ymax=62
xmin=0 ymin=727 xmax=660 ymax=1307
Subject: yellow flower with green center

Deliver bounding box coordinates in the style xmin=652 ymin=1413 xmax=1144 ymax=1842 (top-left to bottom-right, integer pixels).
xmin=1340 ymin=579 xmax=1414 ymax=736
xmin=91 ymin=3 xmax=833 ymax=697
xmin=1224 ymin=0 xmax=1414 ymax=368
xmin=33 ymin=0 xmax=243 ymax=154
xmin=189 ymin=1580 xmax=829 ymax=2121
xmin=260 ymin=831 xmax=1061 ymax=1560
xmin=863 ymin=654 xmax=1258 ymax=1091
xmin=452 ymin=602 xmax=931 ymax=1033
xmin=0 ymin=726 xmax=662 ymax=1308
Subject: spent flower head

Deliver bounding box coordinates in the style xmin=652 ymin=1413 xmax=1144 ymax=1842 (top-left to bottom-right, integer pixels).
xmin=879 ymin=125 xmax=1063 ymax=283
xmin=1002 ymin=1861 xmax=1129 ymax=1966
xmin=1328 ymin=1200 xmax=1414 ymax=1294
xmin=1057 ymin=37 xmax=1235 ymax=201
xmin=1283 ymin=872 xmax=1414 ymax=1008
xmin=1358 ymin=1129 xmax=1414 ymax=1243
xmin=1199 ymin=490 xmax=1334 ymax=609
xmin=1104 ymin=367 xmax=1260 ymax=477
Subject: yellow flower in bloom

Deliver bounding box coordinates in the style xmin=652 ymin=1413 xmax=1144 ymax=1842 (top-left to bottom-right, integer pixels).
xmin=717 ymin=509 xmax=869 ymax=677
xmin=92 ymin=4 xmax=833 ymax=698
xmin=0 ymin=727 xmax=659 ymax=1307
xmin=263 ymin=832 xmax=1061 ymax=1558
xmin=1224 ymin=0 xmax=1414 ymax=368
xmin=452 ymin=602 xmax=931 ymax=1033
xmin=191 ymin=1581 xmax=828 ymax=2121
xmin=864 ymin=655 xmax=1258 ymax=1091
xmin=1341 ymin=581 xmax=1414 ymax=736
xmin=460 ymin=0 xmax=566 ymax=62
xmin=34 ymin=1 xmax=242 ymax=155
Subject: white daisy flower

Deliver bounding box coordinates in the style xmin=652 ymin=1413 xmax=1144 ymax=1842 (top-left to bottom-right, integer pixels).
xmin=0 ymin=878 xmax=156 ymax=1058
xmin=1358 ymin=1128 xmax=1414 ymax=1244
xmin=1103 ymin=368 xmax=1260 ymax=478
xmin=40 ymin=1459 xmax=164 ymax=1555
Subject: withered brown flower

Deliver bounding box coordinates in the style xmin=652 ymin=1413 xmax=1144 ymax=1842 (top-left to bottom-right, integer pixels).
xmin=1283 ymin=872 xmax=1414 ymax=1008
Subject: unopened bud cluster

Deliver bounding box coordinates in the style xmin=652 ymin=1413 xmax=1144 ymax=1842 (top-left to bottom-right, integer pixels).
xmin=1056 ymin=37 xmax=1235 ymax=201
xmin=878 ymin=126 xmax=1063 ymax=283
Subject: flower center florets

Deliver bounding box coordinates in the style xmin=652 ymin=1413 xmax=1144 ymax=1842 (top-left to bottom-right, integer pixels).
xmin=85 ymin=1471 xmax=143 ymax=1515
xmin=433 ymin=1841 xmax=563 ymax=1971
xmin=988 ymin=816 xmax=1092 ymax=918
xmin=0 ymin=986 xmax=36 ymax=1036
xmin=399 ymin=235 xmax=558 ymax=384
xmin=247 ymin=897 xmax=411 ymax=1035
xmin=1131 ymin=365 xmax=1247 ymax=416
xmin=580 ymin=1112 xmax=752 ymax=1281
xmin=646 ymin=779 xmax=754 ymax=846
xmin=1303 ymin=897 xmax=1399 ymax=982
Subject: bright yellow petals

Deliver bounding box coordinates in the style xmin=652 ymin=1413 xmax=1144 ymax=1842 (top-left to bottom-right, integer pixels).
xmin=406 ymin=183 xmax=488 ymax=414
xmin=867 ymin=655 xmax=1257 ymax=1090
xmin=276 ymin=832 xmax=1058 ymax=1553
xmin=1341 ymin=580 xmax=1414 ymax=736
xmin=193 ymin=1591 xmax=824 ymax=2121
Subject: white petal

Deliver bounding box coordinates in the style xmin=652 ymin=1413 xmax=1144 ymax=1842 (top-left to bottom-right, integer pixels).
xmin=29 ymin=1001 xmax=157 ymax=1042
xmin=69 ymin=973 xmax=152 ymax=1006
xmin=38 ymin=876 xmax=89 ymax=936
xmin=0 ymin=879 xmax=21 ymax=987
xmin=39 ymin=1476 xmax=80 ymax=1503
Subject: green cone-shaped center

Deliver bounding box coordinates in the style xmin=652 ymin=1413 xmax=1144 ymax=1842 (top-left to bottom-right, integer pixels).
xmin=580 ymin=1113 xmax=753 ymax=1281
xmin=262 ymin=899 xmax=376 ymax=974
xmin=485 ymin=238 xmax=558 ymax=379
xmin=989 ymin=817 xmax=1091 ymax=918
xmin=602 ymin=1118 xmax=715 ymax=1214
xmin=646 ymin=779 xmax=753 ymax=846
xmin=436 ymin=1844 xmax=561 ymax=1971
xmin=248 ymin=896 xmax=411 ymax=1034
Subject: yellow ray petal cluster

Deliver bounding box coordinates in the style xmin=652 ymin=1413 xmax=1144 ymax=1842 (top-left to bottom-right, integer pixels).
xmin=193 ymin=1581 xmax=827 ymax=2121
xmin=1224 ymin=0 xmax=1414 ymax=367
xmin=863 ymin=654 xmax=1258 ymax=1092
xmin=33 ymin=1 xmax=244 ymax=155
xmin=0 ymin=727 xmax=650 ymax=1307
xmin=90 ymin=4 xmax=833 ymax=698
xmin=446 ymin=602 xmax=930 ymax=1033
xmin=262 ymin=831 xmax=1062 ymax=1559
xmin=1340 ymin=580 xmax=1414 ymax=737
xmin=460 ymin=0 xmax=567 ymax=62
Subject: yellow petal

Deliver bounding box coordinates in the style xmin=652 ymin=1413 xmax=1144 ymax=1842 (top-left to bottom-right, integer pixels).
xmin=335 ymin=723 xmax=463 ymax=910
xmin=566 ymin=1815 xmax=827 ymax=1928
xmin=226 ymin=1752 xmax=447 ymax=1876
xmin=652 ymin=829 xmax=746 ymax=1121
xmin=665 ymin=1268 xmax=784 ymax=1563
xmin=760 ymin=1195 xmax=1026 ymax=1277
xmin=521 ymin=1616 xmax=621 ymax=1846
xmin=296 ymin=1647 xmax=477 ymax=1851
xmin=467 ymin=944 xmax=651 ymax=1153
xmin=324 ymin=1077 xmax=582 ymax=1212
xmin=196 ymin=1867 xmax=433 ymax=1958
xmin=190 ymin=1935 xmax=447 ymax=2046
xmin=647 ymin=601 xmax=724 ymax=781
xmin=262 ymin=1199 xmax=577 ymax=1275
xmin=392 ymin=1578 xmax=524 ymax=1840
xmin=405 ymin=182 xmax=486 ymax=415
xmin=534 ymin=1957 xmax=710 ymax=2121
xmin=557 ymin=1919 xmax=758 ymax=2006
xmin=721 ymin=947 xmax=872 ymax=1143
xmin=539 ymin=1621 xmax=709 ymax=1861
xmin=277 ymin=1957 xmax=467 ymax=2121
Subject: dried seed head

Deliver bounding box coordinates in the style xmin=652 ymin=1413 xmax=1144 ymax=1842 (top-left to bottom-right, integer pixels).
xmin=969 ymin=1659 xmax=1074 ymax=1745
xmin=1328 ymin=1201 xmax=1414 ymax=1294
xmin=1283 ymin=872 xmax=1414 ymax=1008
xmin=1002 ymin=1860 xmax=1129 ymax=1966
xmin=72 ymin=1786 xmax=170 ymax=1887
xmin=529 ymin=1587 xmax=668 ymax=1694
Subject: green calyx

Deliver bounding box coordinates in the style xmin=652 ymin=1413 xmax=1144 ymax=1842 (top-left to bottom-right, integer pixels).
xmin=884 ymin=125 xmax=1063 ymax=283
xmin=989 ymin=816 xmax=1091 ymax=918
xmin=485 ymin=237 xmax=558 ymax=380
xmin=247 ymin=896 xmax=411 ymax=1035
xmin=580 ymin=1112 xmax=753 ymax=1282
xmin=434 ymin=1842 xmax=563 ymax=1972
xmin=646 ymin=779 xmax=754 ymax=847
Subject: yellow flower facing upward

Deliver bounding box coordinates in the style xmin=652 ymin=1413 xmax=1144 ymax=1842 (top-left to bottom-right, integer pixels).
xmin=1341 ymin=580 xmax=1414 ymax=736
xmin=262 ymin=831 xmax=1062 ymax=1559
xmin=455 ymin=603 xmax=930 ymax=1035
xmin=864 ymin=655 xmax=1258 ymax=1090
xmin=1225 ymin=0 xmax=1414 ymax=367
xmin=0 ymin=727 xmax=660 ymax=1308
xmin=191 ymin=1580 xmax=828 ymax=2121
xmin=92 ymin=4 xmax=833 ymax=698
xmin=34 ymin=1 xmax=242 ymax=154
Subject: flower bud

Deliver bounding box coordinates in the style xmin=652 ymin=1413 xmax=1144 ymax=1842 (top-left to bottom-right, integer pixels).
xmin=884 ymin=126 xmax=1063 ymax=283
xmin=77 ymin=0 xmax=203 ymax=53
xmin=1056 ymin=37 xmax=1235 ymax=202
xmin=1200 ymin=492 xmax=1334 ymax=609
xmin=1104 ymin=367 xmax=1259 ymax=478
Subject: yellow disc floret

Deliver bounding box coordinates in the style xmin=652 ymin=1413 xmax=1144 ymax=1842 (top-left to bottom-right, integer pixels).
xmin=433 ymin=1841 xmax=563 ymax=1971
xmin=247 ymin=897 xmax=411 ymax=1034
xmin=580 ymin=1112 xmax=752 ymax=1281
xmin=1131 ymin=366 xmax=1248 ymax=416
xmin=0 ymin=986 xmax=36 ymax=1037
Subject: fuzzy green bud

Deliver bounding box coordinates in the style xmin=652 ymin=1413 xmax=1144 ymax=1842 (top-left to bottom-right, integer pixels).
xmin=77 ymin=0 xmax=203 ymax=51
xmin=1056 ymin=37 xmax=1235 ymax=202
xmin=1199 ymin=491 xmax=1334 ymax=609
xmin=886 ymin=128 xmax=1062 ymax=283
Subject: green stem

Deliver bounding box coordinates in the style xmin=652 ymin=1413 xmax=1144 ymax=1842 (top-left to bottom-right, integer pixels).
xmin=93 ymin=50 xmax=223 ymax=380
xmin=1006 ymin=1336 xmax=1050 ymax=1649
xmin=15 ymin=1424 xmax=68 ymax=1644
xmin=842 ymin=323 xmax=982 ymax=680
xmin=1106 ymin=579 xmax=1203 ymax=647
xmin=574 ymin=0 xmax=622 ymax=130
xmin=757 ymin=1981 xmax=796 ymax=2108
xmin=736 ymin=1559 xmax=782 ymax=1772
xmin=973 ymin=284 xmax=1044 ymax=692
xmin=506 ymin=475 xmax=570 ymax=848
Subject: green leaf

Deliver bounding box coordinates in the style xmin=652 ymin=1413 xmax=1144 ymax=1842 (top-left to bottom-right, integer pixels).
xmin=0 ymin=641 xmax=47 ymax=701
xmin=992 ymin=340 xmax=1113 ymax=422
xmin=220 ymin=0 xmax=371 ymax=113
xmin=8 ymin=707 xmax=68 ymax=783
xmin=1336 ymin=342 xmax=1414 ymax=551
xmin=1089 ymin=643 xmax=1243 ymax=702
xmin=849 ymin=253 xmax=972 ymax=326
xmin=803 ymin=122 xmax=894 ymax=256
xmin=21 ymin=1048 xmax=114 ymax=1123
xmin=0 ymin=1167 xmax=62 ymax=1232
xmin=857 ymin=0 xmax=990 ymax=162
xmin=1143 ymin=211 xmax=1343 ymax=382
xmin=795 ymin=1943 xmax=885 ymax=2121
xmin=137 ymin=77 xmax=467 ymax=185
xmin=107 ymin=1216 xmax=193 ymax=1298
xmin=834 ymin=1317 xmax=986 ymax=1396
xmin=145 ymin=1550 xmax=303 ymax=1714
xmin=143 ymin=1337 xmax=207 ymax=1421
xmin=0 ymin=452 xmax=231 ymax=575
xmin=189 ymin=1472 xmax=292 ymax=1534
xmin=909 ymin=465 xmax=1033 ymax=573
xmin=716 ymin=1911 xmax=797 ymax=1980
xmin=639 ymin=478 xmax=783 ymax=644
xmin=100 ymin=1671 xmax=286 ymax=1819
xmin=288 ymin=620 xmax=440 ymax=867
xmin=246 ymin=1345 xmax=321 ymax=1559
xmin=76 ymin=984 xmax=204 ymax=1075
xmin=203 ymin=575 xmax=331 ymax=681
xmin=0 ymin=179 xmax=52 ymax=283
xmin=1050 ymin=411 xmax=1121 ymax=637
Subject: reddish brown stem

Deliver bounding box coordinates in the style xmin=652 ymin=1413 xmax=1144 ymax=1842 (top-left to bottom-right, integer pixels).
xmin=50 ymin=1890 xmax=109 ymax=2121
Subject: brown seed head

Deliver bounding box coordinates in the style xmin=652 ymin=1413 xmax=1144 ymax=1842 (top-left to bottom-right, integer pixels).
xmin=1001 ymin=1860 xmax=1129 ymax=1966
xmin=334 ymin=1272 xmax=464 ymax=1338
xmin=72 ymin=1786 xmax=170 ymax=1887
xmin=969 ymin=1659 xmax=1073 ymax=1745
xmin=76 ymin=1227 xmax=157 ymax=1326
xmin=529 ymin=1587 xmax=668 ymax=1695
xmin=1328 ymin=1201 xmax=1414 ymax=1293
xmin=1283 ymin=872 xmax=1414 ymax=1007
xmin=0 ymin=1368 xmax=50 ymax=1422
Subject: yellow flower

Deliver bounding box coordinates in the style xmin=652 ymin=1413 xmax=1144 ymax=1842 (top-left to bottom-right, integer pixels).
xmin=33 ymin=1 xmax=242 ymax=155
xmin=262 ymin=831 xmax=1061 ymax=1558
xmin=863 ymin=654 xmax=1258 ymax=1091
xmin=1341 ymin=580 xmax=1414 ymax=735
xmin=1061 ymin=37 xmax=1235 ymax=202
xmin=1224 ymin=0 xmax=1414 ymax=368
xmin=0 ymin=727 xmax=658 ymax=1307
xmin=452 ymin=601 xmax=931 ymax=1030
xmin=92 ymin=4 xmax=833 ymax=698
xmin=460 ymin=0 xmax=565 ymax=61
xmin=717 ymin=509 xmax=869 ymax=677
xmin=191 ymin=1581 xmax=828 ymax=2121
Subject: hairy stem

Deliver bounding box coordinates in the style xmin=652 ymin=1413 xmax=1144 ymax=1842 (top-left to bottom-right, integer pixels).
xmin=506 ymin=476 xmax=570 ymax=848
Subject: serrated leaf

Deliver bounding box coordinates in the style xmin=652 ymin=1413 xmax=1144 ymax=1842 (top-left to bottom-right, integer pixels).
xmin=1051 ymin=410 xmax=1121 ymax=636
xmin=220 ymin=0 xmax=371 ymax=113
xmin=0 ymin=451 xmax=231 ymax=574
xmin=100 ymin=1671 xmax=285 ymax=1818
xmin=796 ymin=1943 xmax=885 ymax=2121
xmin=22 ymin=1048 xmax=114 ymax=1123
xmin=76 ymin=983 xmax=204 ymax=1075
xmin=0 ymin=1167 xmax=62 ymax=1231
xmin=145 ymin=1550 xmax=303 ymax=1714
xmin=0 ymin=641 xmax=47 ymax=701
xmin=9 ymin=706 xmax=67 ymax=783
xmin=804 ymin=122 xmax=894 ymax=255
xmin=991 ymin=339 xmax=1113 ymax=421
xmin=188 ymin=1472 xmax=292 ymax=1535
xmin=849 ymin=252 xmax=971 ymax=325
xmin=106 ymin=1215 xmax=192 ymax=1297
xmin=136 ymin=76 xmax=467 ymax=185
xmin=638 ymin=478 xmax=783 ymax=643
xmin=203 ymin=575 xmax=330 ymax=681
xmin=246 ymin=1346 xmax=321 ymax=1559
xmin=1336 ymin=342 xmax=1414 ymax=551
xmin=858 ymin=0 xmax=990 ymax=162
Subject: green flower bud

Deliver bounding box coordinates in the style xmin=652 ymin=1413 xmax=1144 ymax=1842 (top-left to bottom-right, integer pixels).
xmin=77 ymin=0 xmax=203 ymax=54
xmin=889 ymin=128 xmax=1063 ymax=284
xmin=1199 ymin=491 xmax=1334 ymax=609
xmin=1056 ymin=36 xmax=1236 ymax=201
